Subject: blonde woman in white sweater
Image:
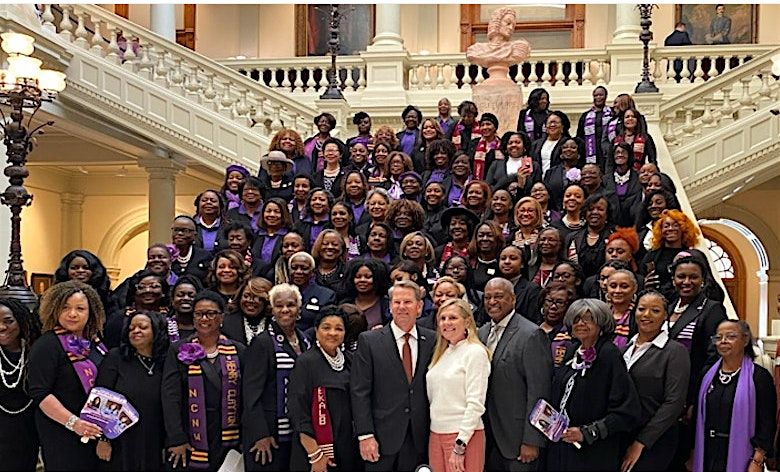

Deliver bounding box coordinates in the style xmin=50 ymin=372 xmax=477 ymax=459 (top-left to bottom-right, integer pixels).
xmin=426 ymin=298 xmax=491 ymax=472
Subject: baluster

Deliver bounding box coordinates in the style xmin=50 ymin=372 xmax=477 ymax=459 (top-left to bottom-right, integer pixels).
xmin=293 ymin=67 xmax=305 ymax=93
xmin=692 ymin=58 xmax=704 ymax=83
xmin=528 ymin=61 xmax=539 ymax=86
xmin=106 ymin=25 xmax=121 ymax=65
xmin=137 ymin=43 xmax=154 ymax=80
xmin=554 ymin=62 xmax=565 ymax=87
xmin=121 ymin=36 xmax=138 ymax=71
xmin=41 ymin=4 xmax=56 ymax=33
xmin=235 ymin=89 xmax=250 ymax=122
xmin=737 ymin=76 xmax=755 ymax=117
xmin=317 ymin=67 xmax=329 ymax=89
xmin=701 ymin=99 xmax=716 ymax=127
xmin=662 ymin=116 xmax=678 ymax=146
xmin=682 ymin=107 xmax=695 ymax=136
xmin=595 ymin=61 xmax=606 ymax=85
xmin=270 ymin=106 xmax=283 ymax=133
xmin=251 ymin=95 xmax=268 ymax=135
xmin=422 ymin=64 xmax=432 ymax=89
xmin=651 ymin=58 xmax=662 ymax=84
xmin=722 ymin=56 xmax=733 ymax=74
xmin=541 ymin=61 xmax=552 ymax=87
xmin=409 ymin=66 xmax=419 ymax=90
xmin=707 ymin=56 xmax=718 ymax=80
xmin=305 ymin=67 xmax=317 ymax=91
xmin=153 ymin=48 xmax=169 ymax=86
xmin=680 ymin=57 xmax=691 ymax=83
xmin=720 ymin=84 xmax=734 ymax=124
xmin=89 ymin=18 xmax=105 ymax=56
xmin=475 ymin=67 xmax=485 ymax=85
xmin=281 ymin=68 xmax=292 ymax=90
xmin=184 ymin=66 xmax=202 ymax=96
xmin=268 ymin=68 xmax=279 ymax=88
xmin=344 ymin=67 xmax=355 ymax=91
xmin=450 ymin=64 xmax=460 ymax=89
xmin=758 ymin=67 xmax=773 ymax=107
xmin=662 ymin=58 xmax=674 ymax=83
xmin=581 ymin=60 xmax=593 ymax=86
xmin=74 ymin=11 xmax=89 ymax=48
xmin=463 ymin=65 xmax=472 ymax=87
xmin=220 ymin=81 xmax=235 ymax=118
xmin=357 ymin=67 xmax=366 ymax=91
xmin=432 ymin=64 xmax=443 ymax=90
xmin=169 ymin=57 xmax=185 ymax=94
xmin=203 ymin=72 xmax=218 ymax=110
xmin=59 ymin=5 xmax=74 ymax=42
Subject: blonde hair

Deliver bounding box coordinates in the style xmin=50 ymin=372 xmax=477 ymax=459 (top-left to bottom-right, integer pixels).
xmin=429 ymin=298 xmax=490 ymax=367
xmin=432 ymin=276 xmax=466 ymax=298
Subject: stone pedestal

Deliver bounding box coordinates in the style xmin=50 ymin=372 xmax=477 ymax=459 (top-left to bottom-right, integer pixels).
xmin=358 ymin=50 xmax=410 ymax=108
xmin=472 ymin=65 xmax=523 ymax=136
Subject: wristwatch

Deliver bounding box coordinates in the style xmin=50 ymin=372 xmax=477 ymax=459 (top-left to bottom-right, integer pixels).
xmin=453 ymin=439 xmax=466 ymax=455
xmin=65 ymin=414 xmax=78 ymax=431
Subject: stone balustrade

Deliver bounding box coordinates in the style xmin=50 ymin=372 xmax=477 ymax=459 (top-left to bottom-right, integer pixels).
xmin=652 ymin=44 xmax=775 ymax=85
xmin=45 ymin=4 xmax=320 ymax=141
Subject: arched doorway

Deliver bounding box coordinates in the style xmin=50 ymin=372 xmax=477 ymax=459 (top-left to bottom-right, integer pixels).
xmin=701 ymin=226 xmax=744 ymax=318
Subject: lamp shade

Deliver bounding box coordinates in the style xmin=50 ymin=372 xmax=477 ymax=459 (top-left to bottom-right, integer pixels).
xmin=38 ymin=69 xmax=66 ymax=92
xmin=0 ymin=69 xmax=16 ymax=90
xmin=1 ymin=32 xmax=35 ymax=56
xmin=7 ymin=55 xmax=41 ymax=80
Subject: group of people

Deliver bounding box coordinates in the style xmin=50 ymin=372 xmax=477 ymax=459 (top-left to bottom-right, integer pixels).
xmin=0 ymin=86 xmax=776 ymax=472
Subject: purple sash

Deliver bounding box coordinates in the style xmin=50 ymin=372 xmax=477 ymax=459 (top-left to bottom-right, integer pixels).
xmin=693 ymin=357 xmax=755 ymax=472
xmin=56 ymin=328 xmax=100 ymax=394
xmin=182 ymin=336 xmax=241 ymax=469
xmin=584 ymin=107 xmax=612 ymax=163
xmin=225 ymin=190 xmax=240 ymax=210
xmin=524 ymin=111 xmax=546 ymax=141
xmin=607 ymin=117 xmax=619 ymax=143
xmin=167 ymin=316 xmax=181 ymax=343
xmin=267 ymin=324 xmax=311 ymax=442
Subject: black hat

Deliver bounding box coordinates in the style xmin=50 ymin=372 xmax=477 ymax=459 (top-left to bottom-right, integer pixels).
xmin=479 ymin=113 xmax=499 ymax=129
xmin=441 ymin=206 xmax=480 ymax=230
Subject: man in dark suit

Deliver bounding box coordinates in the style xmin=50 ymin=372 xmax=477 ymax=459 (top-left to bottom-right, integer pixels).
xmin=351 ymin=280 xmax=436 ymax=471
xmin=479 ymin=278 xmax=552 ymax=471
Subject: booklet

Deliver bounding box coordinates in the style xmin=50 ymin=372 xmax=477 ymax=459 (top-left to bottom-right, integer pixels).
xmin=529 ymin=398 xmax=569 ymax=442
xmin=80 ymin=387 xmax=140 ymax=439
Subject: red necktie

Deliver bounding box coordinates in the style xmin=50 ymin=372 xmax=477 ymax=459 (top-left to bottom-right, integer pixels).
xmin=402 ymin=333 xmax=413 ymax=383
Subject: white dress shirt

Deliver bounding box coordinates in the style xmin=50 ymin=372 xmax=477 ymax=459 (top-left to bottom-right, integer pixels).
xmin=486 ymin=311 xmax=515 ymax=353
xmin=623 ymin=330 xmax=669 ymax=370
xmin=390 ymin=320 xmax=418 ymax=377
xmin=427 ymin=339 xmax=491 ymax=444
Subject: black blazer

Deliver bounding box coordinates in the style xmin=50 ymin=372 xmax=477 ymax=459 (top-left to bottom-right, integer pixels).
xmin=298 ymin=282 xmax=338 ymax=332
xmin=543 ymin=164 xmax=574 ymax=211
xmin=622 ymin=337 xmax=690 ymax=450
xmin=668 ymin=293 xmax=727 ymax=403
xmin=170 ymin=246 xmax=213 ymax=284
xmin=410 ymin=141 xmax=428 ymax=175
xmin=576 ymin=107 xmax=610 ymax=170
xmin=258 ymin=174 xmax=294 ymax=202
xmin=486 ymin=156 xmax=543 ymax=193
xmin=312 ymin=169 xmax=346 ymax=200
xmin=603 ymin=169 xmax=644 ymax=227
xmin=351 ymin=324 xmax=436 ymax=456
xmin=530 ymin=136 xmax=567 ymax=173
xmin=221 ymin=312 xmax=268 ymax=346
xmin=478 ymin=313 xmax=552 ymax=460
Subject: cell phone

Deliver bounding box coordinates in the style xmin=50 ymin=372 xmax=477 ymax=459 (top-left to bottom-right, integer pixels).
xmin=520 ymin=157 xmax=533 ymax=174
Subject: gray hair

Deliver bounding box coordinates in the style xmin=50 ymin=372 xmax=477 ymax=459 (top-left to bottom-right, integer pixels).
xmin=484 ymin=277 xmax=514 ymax=295
xmin=288 ymin=251 xmax=315 ymax=270
xmin=389 ymin=280 xmax=423 ymax=301
xmin=268 ymin=283 xmax=302 ymax=309
xmin=563 ymin=298 xmax=615 ymax=335
xmin=366 ymin=187 xmax=390 ymax=203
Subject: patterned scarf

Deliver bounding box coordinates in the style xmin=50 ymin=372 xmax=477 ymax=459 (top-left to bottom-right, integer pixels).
xmin=473 ymin=137 xmax=500 ymax=181
xmin=451 ymin=121 xmax=480 ymax=150
xmin=583 ymin=106 xmax=612 ymax=164
xmin=613 ymin=134 xmax=647 ymax=172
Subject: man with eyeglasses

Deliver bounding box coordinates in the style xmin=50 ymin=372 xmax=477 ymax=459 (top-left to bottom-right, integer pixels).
xmin=478 ymin=278 xmax=552 ymax=470
xmin=170 ymin=215 xmax=213 ymax=284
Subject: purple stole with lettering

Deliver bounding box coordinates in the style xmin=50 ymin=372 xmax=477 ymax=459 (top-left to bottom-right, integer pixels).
xmin=181 ymin=336 xmax=241 ymax=469
xmin=55 ymin=327 xmax=103 ymax=393
xmin=524 ymin=111 xmax=546 ymax=141
xmin=584 ymin=106 xmax=612 ymax=163
xmin=267 ymin=323 xmax=311 ymax=442
xmin=312 ymin=386 xmax=335 ymax=460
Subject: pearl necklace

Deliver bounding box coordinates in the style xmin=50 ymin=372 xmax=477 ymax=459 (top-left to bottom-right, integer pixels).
xmin=718 ymin=367 xmax=741 ymax=385
xmin=317 ymin=341 xmax=345 ymax=372
xmin=177 ymin=246 xmax=193 ymax=265
xmin=243 ymin=317 xmax=266 ymax=344
xmin=0 ymin=342 xmax=25 ymax=389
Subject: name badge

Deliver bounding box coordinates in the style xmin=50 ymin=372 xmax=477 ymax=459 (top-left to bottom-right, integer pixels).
xmin=306 ymin=304 xmax=320 ymax=311
xmin=487 ymin=268 xmax=496 ymax=275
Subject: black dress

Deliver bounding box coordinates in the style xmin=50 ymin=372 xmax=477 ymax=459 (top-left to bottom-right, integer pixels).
xmin=94 ymin=348 xmax=165 ymax=471
xmin=287 ymin=349 xmax=360 ymax=472
xmin=28 ymin=331 xmax=105 ymax=470
xmin=0 ymin=348 xmax=38 ymax=471
xmin=547 ymin=338 xmax=641 ymax=471
xmin=700 ymin=365 xmax=776 ymax=471
xmin=162 ymin=339 xmax=246 ymax=471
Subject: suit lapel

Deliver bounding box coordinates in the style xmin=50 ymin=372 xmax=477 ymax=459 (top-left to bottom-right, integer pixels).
xmin=415 ymin=330 xmax=433 ymax=379
xmin=478 ymin=324 xmax=489 ymax=345
xmin=492 ymin=315 xmax=519 ymax=363
xmin=670 ymin=295 xmax=705 ymax=339
xmin=380 ymin=325 xmax=408 ymax=381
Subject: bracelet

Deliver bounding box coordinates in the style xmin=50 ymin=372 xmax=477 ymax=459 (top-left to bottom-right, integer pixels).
xmin=453 ymin=443 xmax=466 ymax=456
xmin=65 ymin=415 xmax=78 ymax=431
xmin=307 ymin=448 xmax=322 ymax=459
xmin=308 ymin=451 xmax=324 ymax=464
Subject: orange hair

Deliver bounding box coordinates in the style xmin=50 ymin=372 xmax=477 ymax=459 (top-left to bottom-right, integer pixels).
xmin=650 ymin=209 xmax=700 ymax=250
xmin=606 ymin=227 xmax=640 ymax=254
xmin=269 ymin=129 xmax=304 ymax=157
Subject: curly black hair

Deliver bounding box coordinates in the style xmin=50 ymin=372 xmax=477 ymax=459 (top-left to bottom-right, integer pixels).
xmin=344 ymin=258 xmax=391 ymax=298
xmin=54 ymin=250 xmax=112 ymax=309
xmin=314 ymin=305 xmax=350 ymax=334
xmin=0 ymin=297 xmax=40 ymax=346
xmin=119 ymin=310 xmax=170 ymax=365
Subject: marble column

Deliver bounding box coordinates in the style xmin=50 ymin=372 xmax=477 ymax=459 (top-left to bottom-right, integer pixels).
xmin=369 ymin=4 xmax=403 ymax=51
xmin=60 ymin=192 xmax=84 ymax=254
xmin=150 ymin=4 xmax=177 ymax=42
xmin=612 ymin=4 xmax=642 ymax=44
xmin=139 ymin=149 xmax=185 ymax=246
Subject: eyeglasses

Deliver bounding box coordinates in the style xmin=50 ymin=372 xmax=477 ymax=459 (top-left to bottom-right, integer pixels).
xmin=171 ymin=227 xmax=195 ymax=234
xmin=711 ymin=333 xmax=743 ymax=343
xmin=193 ymin=310 xmax=221 ymax=320
xmin=136 ymin=283 xmax=162 ymax=291
xmin=543 ymin=299 xmax=566 ymax=308
xmin=554 ymin=272 xmax=575 ymax=280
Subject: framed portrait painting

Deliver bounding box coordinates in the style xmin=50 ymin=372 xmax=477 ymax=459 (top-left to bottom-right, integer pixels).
xmin=676 ymin=4 xmax=758 ymax=45
xmin=31 ymin=273 xmax=54 ymax=295
xmin=295 ymin=5 xmax=374 ymax=56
